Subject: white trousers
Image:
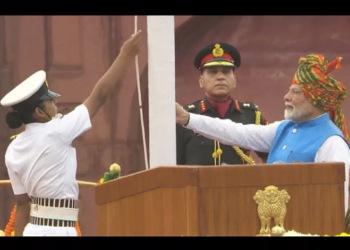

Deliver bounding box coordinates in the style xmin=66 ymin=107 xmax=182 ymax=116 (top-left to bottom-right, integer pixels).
xmin=23 ymin=223 xmax=78 ymax=236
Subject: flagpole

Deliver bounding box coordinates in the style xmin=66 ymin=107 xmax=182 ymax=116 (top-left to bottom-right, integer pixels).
xmin=147 ymin=16 xmax=176 ymax=169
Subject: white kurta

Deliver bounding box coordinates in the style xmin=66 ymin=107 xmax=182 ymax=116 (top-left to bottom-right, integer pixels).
xmin=185 ymin=113 xmax=350 ymax=215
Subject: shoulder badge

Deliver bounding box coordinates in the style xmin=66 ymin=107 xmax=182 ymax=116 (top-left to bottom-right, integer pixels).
xmin=10 ymin=134 xmax=18 ymax=140
xmin=182 ymin=100 xmax=206 ymax=113
xmin=187 ymin=104 xmax=195 ymax=109
xmin=240 ymin=102 xmax=259 ymax=110
xmin=182 ymin=100 xmax=200 ymax=112
xmin=182 ymin=104 xmax=196 ymax=112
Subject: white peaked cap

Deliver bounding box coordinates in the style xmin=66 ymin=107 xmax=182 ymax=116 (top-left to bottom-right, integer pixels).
xmin=0 ymin=70 xmax=60 ymax=107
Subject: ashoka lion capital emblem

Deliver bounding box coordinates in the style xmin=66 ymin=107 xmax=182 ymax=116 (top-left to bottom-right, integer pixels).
xmin=253 ymin=185 xmax=291 ymax=236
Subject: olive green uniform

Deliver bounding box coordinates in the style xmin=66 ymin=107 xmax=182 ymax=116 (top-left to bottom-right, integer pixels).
xmin=176 ymin=97 xmax=269 ymax=165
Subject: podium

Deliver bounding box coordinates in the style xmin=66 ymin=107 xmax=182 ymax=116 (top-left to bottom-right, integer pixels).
xmin=95 ymin=162 xmax=345 ymax=236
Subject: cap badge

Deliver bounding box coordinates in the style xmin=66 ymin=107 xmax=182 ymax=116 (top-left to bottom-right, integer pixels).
xmin=212 ymin=44 xmax=224 ymax=57
xmin=45 ymin=80 xmax=49 ymax=88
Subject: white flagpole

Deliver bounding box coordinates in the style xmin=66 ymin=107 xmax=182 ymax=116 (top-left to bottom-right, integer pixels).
xmin=147 ymin=16 xmax=176 ymax=169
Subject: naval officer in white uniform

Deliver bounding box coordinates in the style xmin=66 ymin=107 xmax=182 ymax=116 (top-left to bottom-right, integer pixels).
xmin=0 ymin=30 xmax=142 ymax=236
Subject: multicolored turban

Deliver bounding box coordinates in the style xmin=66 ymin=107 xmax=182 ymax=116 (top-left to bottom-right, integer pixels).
xmin=292 ymin=54 xmax=348 ymax=141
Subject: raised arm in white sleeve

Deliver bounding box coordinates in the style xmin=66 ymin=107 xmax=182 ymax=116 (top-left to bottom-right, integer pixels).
xmin=185 ymin=113 xmax=282 ymax=153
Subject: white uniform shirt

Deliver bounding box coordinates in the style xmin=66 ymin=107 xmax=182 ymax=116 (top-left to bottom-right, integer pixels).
xmin=185 ymin=113 xmax=350 ymax=215
xmin=5 ymin=104 xmax=92 ymax=200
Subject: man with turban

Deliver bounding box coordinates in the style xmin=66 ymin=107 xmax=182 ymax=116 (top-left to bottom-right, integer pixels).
xmin=175 ymin=54 xmax=350 ymax=232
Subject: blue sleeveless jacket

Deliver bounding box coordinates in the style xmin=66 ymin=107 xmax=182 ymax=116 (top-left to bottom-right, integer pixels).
xmin=267 ymin=114 xmax=346 ymax=164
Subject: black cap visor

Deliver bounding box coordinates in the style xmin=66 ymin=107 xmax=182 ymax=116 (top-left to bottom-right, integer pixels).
xmin=39 ymin=89 xmax=60 ymax=100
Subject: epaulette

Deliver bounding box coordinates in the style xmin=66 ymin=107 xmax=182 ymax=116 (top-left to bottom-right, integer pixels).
xmin=239 ymin=102 xmax=259 ymax=110
xmin=238 ymin=101 xmax=267 ymax=125
xmin=182 ymin=100 xmax=203 ymax=112
xmin=10 ymin=134 xmax=19 ymax=140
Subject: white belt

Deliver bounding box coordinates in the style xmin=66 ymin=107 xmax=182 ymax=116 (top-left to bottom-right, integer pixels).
xmin=30 ymin=203 xmax=79 ymax=221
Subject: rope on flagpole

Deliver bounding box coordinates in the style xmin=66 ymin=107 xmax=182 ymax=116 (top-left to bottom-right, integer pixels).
xmin=134 ymin=15 xmax=149 ymax=170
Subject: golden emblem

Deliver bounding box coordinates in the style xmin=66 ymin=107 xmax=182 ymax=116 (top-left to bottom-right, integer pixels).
xmin=45 ymin=80 xmax=49 ymax=88
xmin=212 ymin=44 xmax=224 ymax=57
xmin=253 ymin=185 xmax=291 ymax=236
